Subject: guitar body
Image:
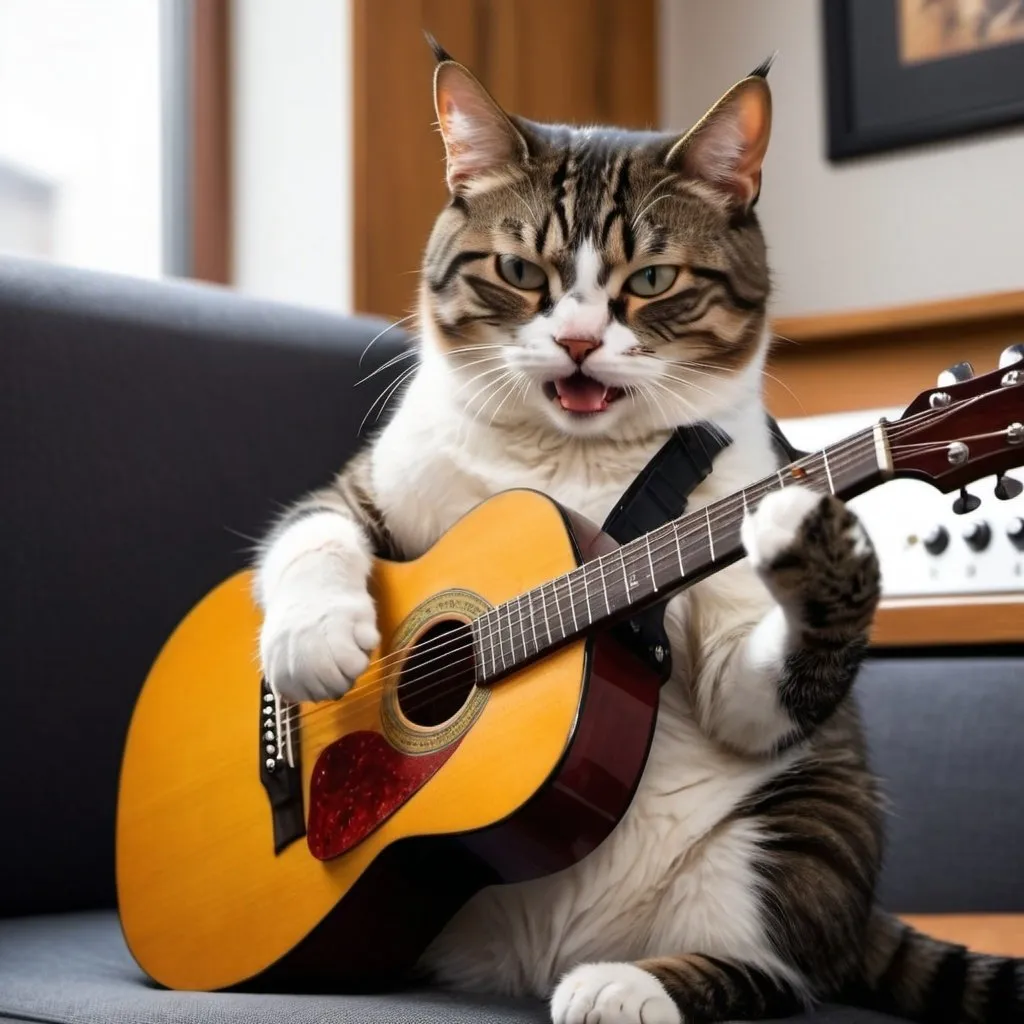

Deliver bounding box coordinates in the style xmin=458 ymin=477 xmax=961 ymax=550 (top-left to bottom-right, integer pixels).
xmin=116 ymin=489 xmax=662 ymax=993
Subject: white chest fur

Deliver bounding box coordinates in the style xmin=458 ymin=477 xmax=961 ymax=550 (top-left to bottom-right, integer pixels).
xmin=367 ymin=361 xmax=798 ymax=997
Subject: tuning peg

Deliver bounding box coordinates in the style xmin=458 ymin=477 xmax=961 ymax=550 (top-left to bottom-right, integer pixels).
xmin=995 ymin=473 xmax=1024 ymax=501
xmin=952 ymin=487 xmax=981 ymax=515
xmin=999 ymin=344 xmax=1024 ymax=369
xmin=937 ymin=361 xmax=975 ymax=387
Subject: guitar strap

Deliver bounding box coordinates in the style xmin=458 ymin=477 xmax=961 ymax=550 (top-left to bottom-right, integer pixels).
xmin=600 ymin=414 xmax=805 ymax=683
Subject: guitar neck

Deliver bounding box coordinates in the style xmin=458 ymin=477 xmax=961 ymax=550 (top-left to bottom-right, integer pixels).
xmin=472 ymin=421 xmax=892 ymax=684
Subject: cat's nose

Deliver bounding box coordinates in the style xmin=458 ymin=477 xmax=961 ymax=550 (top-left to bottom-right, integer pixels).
xmin=556 ymin=336 xmax=602 ymax=365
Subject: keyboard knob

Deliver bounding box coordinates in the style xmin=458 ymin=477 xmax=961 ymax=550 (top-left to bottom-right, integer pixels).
xmin=923 ymin=525 xmax=949 ymax=555
xmin=1007 ymin=517 xmax=1024 ymax=549
xmin=963 ymin=521 xmax=992 ymax=552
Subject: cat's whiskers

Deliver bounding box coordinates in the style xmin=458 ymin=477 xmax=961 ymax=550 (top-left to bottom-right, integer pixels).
xmin=636 ymin=380 xmax=674 ymax=431
xmin=355 ymin=346 xmax=420 ymax=386
xmin=631 ymin=193 xmax=675 ymax=230
xmin=358 ymin=314 xmax=416 ymax=367
xmin=506 ymin=185 xmax=543 ymax=229
xmin=630 ymin=175 xmax=679 ymax=229
xmin=452 ymin=359 xmax=514 ymax=400
xmin=358 ymin=362 xmax=420 ymax=435
xmin=487 ymin=371 xmax=528 ymax=427
xmin=459 ymin=370 xmax=517 ymax=435
xmin=653 ymin=370 xmax=715 ymax=399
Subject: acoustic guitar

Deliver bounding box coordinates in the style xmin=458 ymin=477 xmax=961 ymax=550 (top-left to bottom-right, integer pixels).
xmin=116 ymin=353 xmax=1024 ymax=992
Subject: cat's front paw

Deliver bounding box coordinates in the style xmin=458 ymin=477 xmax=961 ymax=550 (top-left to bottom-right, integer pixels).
xmin=741 ymin=485 xmax=880 ymax=635
xmin=260 ymin=578 xmax=380 ymax=703
xmin=551 ymin=963 xmax=682 ymax=1024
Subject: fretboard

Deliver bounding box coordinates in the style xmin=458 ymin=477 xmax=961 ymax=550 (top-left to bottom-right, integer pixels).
xmin=472 ymin=423 xmax=889 ymax=684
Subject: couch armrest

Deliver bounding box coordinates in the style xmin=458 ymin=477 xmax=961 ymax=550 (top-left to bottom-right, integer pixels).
xmin=859 ymin=653 xmax=1024 ymax=914
xmin=0 ymin=257 xmax=408 ymax=917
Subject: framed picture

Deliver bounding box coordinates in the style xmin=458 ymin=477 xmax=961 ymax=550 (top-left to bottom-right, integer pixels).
xmin=823 ymin=0 xmax=1024 ymax=160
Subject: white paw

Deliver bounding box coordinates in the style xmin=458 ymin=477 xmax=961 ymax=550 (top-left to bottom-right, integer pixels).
xmin=740 ymin=485 xmax=821 ymax=572
xmin=260 ymin=577 xmax=379 ymax=703
xmin=551 ymin=963 xmax=682 ymax=1024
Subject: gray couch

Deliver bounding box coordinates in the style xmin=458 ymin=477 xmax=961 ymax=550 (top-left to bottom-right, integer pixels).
xmin=2 ymin=256 xmax=1021 ymax=1024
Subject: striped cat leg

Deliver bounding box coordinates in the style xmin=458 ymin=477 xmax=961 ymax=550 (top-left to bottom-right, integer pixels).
xmin=255 ymin=450 xmax=391 ymax=703
xmin=550 ymin=956 xmax=805 ymax=1024
xmin=687 ymin=485 xmax=880 ymax=754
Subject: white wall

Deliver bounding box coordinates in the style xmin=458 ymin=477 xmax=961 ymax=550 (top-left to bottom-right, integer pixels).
xmin=0 ymin=0 xmax=162 ymax=277
xmin=659 ymin=0 xmax=1024 ymax=317
xmin=232 ymin=0 xmax=352 ymax=312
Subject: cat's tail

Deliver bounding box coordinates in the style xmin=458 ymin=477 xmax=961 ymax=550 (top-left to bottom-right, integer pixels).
xmin=852 ymin=908 xmax=1023 ymax=1022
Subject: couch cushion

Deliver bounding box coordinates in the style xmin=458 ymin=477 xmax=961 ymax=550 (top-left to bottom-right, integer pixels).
xmin=0 ymin=258 xmax=408 ymax=917
xmin=0 ymin=912 xmax=546 ymax=1024
xmin=0 ymin=912 xmax=903 ymax=1024
xmin=857 ymin=655 xmax=1024 ymax=913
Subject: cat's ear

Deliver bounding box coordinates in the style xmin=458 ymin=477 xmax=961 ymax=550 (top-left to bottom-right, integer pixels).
xmin=666 ymin=59 xmax=773 ymax=210
xmin=431 ymin=43 xmax=529 ymax=193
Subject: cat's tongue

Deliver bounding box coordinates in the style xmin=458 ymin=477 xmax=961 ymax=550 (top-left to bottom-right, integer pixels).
xmin=553 ymin=374 xmax=611 ymax=413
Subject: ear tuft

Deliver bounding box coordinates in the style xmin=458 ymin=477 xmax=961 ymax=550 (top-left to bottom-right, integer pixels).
xmin=749 ymin=51 xmax=777 ymax=79
xmin=434 ymin=61 xmax=528 ymax=193
xmin=666 ymin=73 xmax=772 ymax=211
xmin=424 ymin=31 xmax=452 ymax=64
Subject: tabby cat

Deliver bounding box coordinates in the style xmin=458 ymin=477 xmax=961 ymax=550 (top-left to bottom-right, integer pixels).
xmin=254 ymin=43 xmax=1023 ymax=1024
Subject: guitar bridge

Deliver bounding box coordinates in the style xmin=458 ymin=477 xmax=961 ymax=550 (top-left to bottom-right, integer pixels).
xmin=258 ymin=677 xmax=305 ymax=854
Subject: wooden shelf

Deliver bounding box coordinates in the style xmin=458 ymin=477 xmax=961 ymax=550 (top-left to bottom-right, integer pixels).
xmin=773 ymin=289 xmax=1024 ymax=347
xmin=765 ymin=289 xmax=1024 ymax=419
xmin=872 ymin=595 xmax=1024 ymax=647
xmin=899 ymin=915 xmax=1024 ymax=957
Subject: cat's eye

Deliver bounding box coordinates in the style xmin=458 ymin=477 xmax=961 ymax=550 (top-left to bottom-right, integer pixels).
xmin=625 ymin=265 xmax=678 ymax=298
xmin=496 ymin=254 xmax=547 ymax=291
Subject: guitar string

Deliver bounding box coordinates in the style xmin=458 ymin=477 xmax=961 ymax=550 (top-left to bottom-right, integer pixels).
xmin=272 ymin=430 xmax=873 ymax=730
xmin=290 ymin=431 xmax=976 ymax=731
xmin=275 ymin=428 xmax=912 ymax=734
xmin=278 ymin=416 xmax=1012 ymax=740
xmin=273 ymin=417 xmax=984 ymax=736
xmin=278 ymin=392 xmax=993 ymax=713
xmin=274 ymin=393 xmax=1007 ymax=733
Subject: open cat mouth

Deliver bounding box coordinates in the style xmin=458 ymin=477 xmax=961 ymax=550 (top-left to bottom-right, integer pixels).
xmin=543 ymin=373 xmax=624 ymax=415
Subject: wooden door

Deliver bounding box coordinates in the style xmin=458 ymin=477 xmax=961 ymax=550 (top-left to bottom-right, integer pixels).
xmin=352 ymin=0 xmax=658 ymax=321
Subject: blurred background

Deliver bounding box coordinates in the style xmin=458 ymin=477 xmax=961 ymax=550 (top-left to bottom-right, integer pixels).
xmin=2 ymin=0 xmax=1022 ymax=324
xmin=3 ymin=0 xmax=1024 ymax=613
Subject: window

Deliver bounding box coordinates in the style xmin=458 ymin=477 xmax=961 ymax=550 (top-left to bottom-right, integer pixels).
xmin=0 ymin=0 xmax=188 ymax=279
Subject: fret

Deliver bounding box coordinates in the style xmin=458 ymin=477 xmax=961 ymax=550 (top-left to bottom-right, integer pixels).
xmin=566 ymin=573 xmax=579 ymax=632
xmin=598 ymin=554 xmax=612 ymax=615
xmin=821 ymin=447 xmax=835 ymax=495
xmin=581 ymin=564 xmax=593 ymax=625
xmin=674 ymin=520 xmax=685 ymax=577
xmin=645 ymin=534 xmax=656 ymax=589
xmin=497 ymin=604 xmax=508 ymax=671
xmin=487 ymin=610 xmax=498 ymax=679
xmin=472 ymin=619 xmax=486 ymax=683
xmin=540 ymin=583 xmax=554 ymax=646
xmin=776 ymin=468 xmax=786 ymax=491
xmin=553 ymin=575 xmax=567 ymax=639
xmin=619 ymin=547 xmax=630 ymax=599
xmin=513 ymin=596 xmax=527 ymax=661
xmin=705 ymin=504 xmax=715 ymax=561
xmin=527 ymin=591 xmax=539 ymax=654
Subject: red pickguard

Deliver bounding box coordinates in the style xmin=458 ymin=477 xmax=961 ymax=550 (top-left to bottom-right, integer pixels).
xmin=306 ymin=731 xmax=459 ymax=861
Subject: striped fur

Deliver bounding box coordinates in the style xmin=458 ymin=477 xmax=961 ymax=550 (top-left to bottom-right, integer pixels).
xmin=251 ymin=45 xmax=1024 ymax=1024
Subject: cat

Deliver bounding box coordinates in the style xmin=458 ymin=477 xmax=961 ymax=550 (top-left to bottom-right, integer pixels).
xmin=254 ymin=42 xmax=1023 ymax=1024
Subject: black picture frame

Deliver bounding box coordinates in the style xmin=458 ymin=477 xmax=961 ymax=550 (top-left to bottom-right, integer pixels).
xmin=823 ymin=0 xmax=1024 ymax=160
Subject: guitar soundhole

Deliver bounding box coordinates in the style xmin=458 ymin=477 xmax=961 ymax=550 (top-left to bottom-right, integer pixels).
xmin=397 ymin=619 xmax=477 ymax=728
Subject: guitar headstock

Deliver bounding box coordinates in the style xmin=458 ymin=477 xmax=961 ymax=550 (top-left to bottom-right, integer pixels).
xmin=887 ymin=346 xmax=1024 ymax=508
